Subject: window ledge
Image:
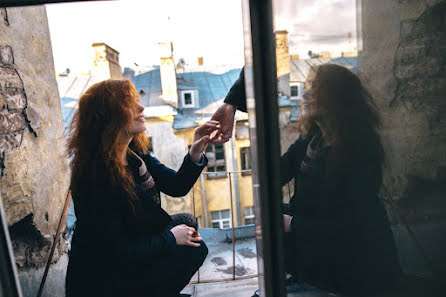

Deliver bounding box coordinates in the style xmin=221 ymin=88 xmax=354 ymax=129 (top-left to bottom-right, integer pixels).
xmin=206 ymin=174 xmax=228 ymax=180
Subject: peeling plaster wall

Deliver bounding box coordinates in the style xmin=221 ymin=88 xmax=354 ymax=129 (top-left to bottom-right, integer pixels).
xmin=0 ymin=6 xmax=69 ymax=295
xmin=146 ymin=118 xmax=192 ymax=214
xmin=359 ymin=0 xmax=446 ymax=280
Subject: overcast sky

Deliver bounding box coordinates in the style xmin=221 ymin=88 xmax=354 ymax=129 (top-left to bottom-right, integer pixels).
xmin=46 ymin=0 xmax=357 ymax=75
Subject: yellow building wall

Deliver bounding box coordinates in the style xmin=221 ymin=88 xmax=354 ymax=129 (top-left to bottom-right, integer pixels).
xmin=171 ymin=120 xmax=255 ymax=228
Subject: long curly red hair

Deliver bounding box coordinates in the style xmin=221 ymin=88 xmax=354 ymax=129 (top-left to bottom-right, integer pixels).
xmin=67 ymin=79 xmax=148 ymax=201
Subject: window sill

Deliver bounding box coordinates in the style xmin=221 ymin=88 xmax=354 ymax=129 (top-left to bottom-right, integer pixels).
xmin=206 ymin=173 xmax=228 ymax=180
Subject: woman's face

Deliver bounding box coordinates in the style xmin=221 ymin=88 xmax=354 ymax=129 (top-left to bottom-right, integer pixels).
xmin=127 ymin=98 xmax=146 ymax=136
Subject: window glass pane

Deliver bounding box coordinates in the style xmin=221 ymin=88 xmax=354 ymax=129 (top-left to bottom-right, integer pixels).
xmin=184 ymin=92 xmax=192 ymax=105
xmin=210 ymin=211 xmax=220 ymax=220
xmin=290 ymin=85 xmax=298 ymax=97
xmin=222 ymin=209 xmax=230 ymax=218
xmin=270 ymin=1 xmax=446 ymax=296
xmin=212 ymin=222 xmax=220 ymax=228
xmin=216 ymin=166 xmax=226 ymax=172
xmin=222 ymin=221 xmax=230 ymax=228
xmin=215 ymin=151 xmax=225 ymax=160
xmin=244 ymin=206 xmax=253 ymax=216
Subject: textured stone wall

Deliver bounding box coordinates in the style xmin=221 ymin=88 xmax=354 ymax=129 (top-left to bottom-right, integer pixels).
xmin=0 ymin=6 xmax=69 ymax=295
xmin=145 ymin=118 xmax=192 ymax=214
xmin=359 ymin=0 xmax=446 ymax=280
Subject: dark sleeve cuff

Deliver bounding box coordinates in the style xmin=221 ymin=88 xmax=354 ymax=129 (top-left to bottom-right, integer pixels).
xmin=192 ymin=154 xmax=207 ymax=166
xmin=185 ymin=152 xmax=208 ymax=169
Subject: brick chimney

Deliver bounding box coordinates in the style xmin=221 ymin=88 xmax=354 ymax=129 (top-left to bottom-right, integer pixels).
xmin=158 ymin=42 xmax=178 ymax=108
xmin=275 ymin=30 xmax=290 ymax=97
xmin=91 ymin=43 xmax=122 ymax=81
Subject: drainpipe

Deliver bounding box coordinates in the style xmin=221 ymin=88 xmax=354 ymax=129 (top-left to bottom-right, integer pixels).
xmin=230 ymin=137 xmax=242 ymax=226
xmin=200 ymin=174 xmax=209 ymax=227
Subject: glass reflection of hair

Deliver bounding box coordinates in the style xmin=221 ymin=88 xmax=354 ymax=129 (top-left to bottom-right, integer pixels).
xmin=297 ymin=63 xmax=383 ymax=165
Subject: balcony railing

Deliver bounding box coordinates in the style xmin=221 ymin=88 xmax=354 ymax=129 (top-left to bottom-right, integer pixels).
xmin=188 ymin=170 xmax=259 ymax=284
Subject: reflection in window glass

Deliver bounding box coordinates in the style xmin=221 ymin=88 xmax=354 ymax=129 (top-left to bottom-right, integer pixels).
xmin=267 ymin=1 xmax=446 ymax=296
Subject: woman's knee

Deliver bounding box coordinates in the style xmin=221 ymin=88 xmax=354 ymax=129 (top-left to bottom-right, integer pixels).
xmin=199 ymin=240 xmax=208 ymax=258
xmin=171 ymin=213 xmax=198 ymax=229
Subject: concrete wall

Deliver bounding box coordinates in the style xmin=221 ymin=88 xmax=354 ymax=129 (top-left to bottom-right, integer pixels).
xmin=359 ymin=0 xmax=446 ymax=281
xmin=0 ymin=6 xmax=69 ymax=296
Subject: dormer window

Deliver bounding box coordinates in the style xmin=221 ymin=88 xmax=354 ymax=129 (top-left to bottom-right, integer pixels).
xmin=291 ymin=85 xmax=298 ymax=97
xmin=181 ymin=91 xmax=195 ymax=107
xmin=290 ymin=83 xmax=303 ymax=99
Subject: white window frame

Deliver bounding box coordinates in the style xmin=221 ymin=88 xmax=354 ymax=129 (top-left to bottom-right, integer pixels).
xmin=244 ymin=206 xmax=255 ymax=225
xmin=210 ymin=209 xmax=231 ymax=229
xmin=240 ymin=146 xmax=251 ymax=171
xmin=290 ymin=82 xmax=304 ymax=100
xmin=181 ymin=90 xmax=195 ymax=107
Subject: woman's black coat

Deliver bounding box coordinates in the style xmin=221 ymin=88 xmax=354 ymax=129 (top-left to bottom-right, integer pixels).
xmin=280 ymin=132 xmax=400 ymax=295
xmin=66 ymin=153 xmax=207 ymax=297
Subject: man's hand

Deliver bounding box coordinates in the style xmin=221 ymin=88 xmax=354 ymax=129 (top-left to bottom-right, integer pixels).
xmin=189 ymin=120 xmax=219 ymax=162
xmin=210 ymin=103 xmax=236 ymax=145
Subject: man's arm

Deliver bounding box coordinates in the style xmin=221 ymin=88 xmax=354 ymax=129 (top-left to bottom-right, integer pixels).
xmin=223 ymin=67 xmax=246 ymax=112
xmin=211 ymin=68 xmax=247 ymax=144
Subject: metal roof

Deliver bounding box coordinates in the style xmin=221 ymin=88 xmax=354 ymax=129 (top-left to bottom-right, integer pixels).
xmin=57 ymin=74 xmax=98 ymax=129
xmin=129 ymin=68 xmax=241 ymax=110
xmin=290 ymin=56 xmax=357 ymax=82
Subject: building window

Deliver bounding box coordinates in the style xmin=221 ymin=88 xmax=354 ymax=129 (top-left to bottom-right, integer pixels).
xmin=240 ymin=147 xmax=251 ymax=171
xmin=211 ymin=209 xmax=231 ymax=228
xmin=181 ymin=91 xmax=194 ymax=107
xmin=290 ymin=85 xmax=299 ymax=97
xmin=235 ymin=120 xmax=250 ymax=140
xmin=205 ymin=144 xmax=226 ymax=178
xmin=244 ymin=207 xmax=255 ymax=225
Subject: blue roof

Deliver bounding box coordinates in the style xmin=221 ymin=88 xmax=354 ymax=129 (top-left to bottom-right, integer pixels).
xmin=172 ymin=113 xmax=199 ymax=130
xmin=130 ymin=68 xmax=241 ymax=109
xmin=60 ymin=96 xmax=77 ymax=129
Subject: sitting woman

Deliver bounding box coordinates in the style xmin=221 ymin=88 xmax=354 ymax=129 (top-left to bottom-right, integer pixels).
xmin=279 ymin=64 xmax=401 ymax=296
xmin=215 ymin=64 xmax=401 ymax=297
xmin=65 ymin=79 xmax=218 ymax=297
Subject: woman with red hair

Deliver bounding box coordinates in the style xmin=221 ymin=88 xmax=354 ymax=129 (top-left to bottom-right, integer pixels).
xmin=66 ymin=79 xmax=217 ymax=297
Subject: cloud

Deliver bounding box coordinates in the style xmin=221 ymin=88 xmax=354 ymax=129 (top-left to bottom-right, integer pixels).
xmin=274 ymin=0 xmax=357 ymax=57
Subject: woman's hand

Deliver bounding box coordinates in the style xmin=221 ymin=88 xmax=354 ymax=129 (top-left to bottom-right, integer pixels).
xmin=170 ymin=224 xmax=202 ymax=247
xmin=189 ymin=120 xmax=220 ymax=162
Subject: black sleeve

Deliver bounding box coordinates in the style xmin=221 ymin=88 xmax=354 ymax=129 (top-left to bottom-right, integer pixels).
xmin=280 ymin=134 xmax=309 ymax=186
xmin=224 ymin=67 xmax=247 ymax=112
xmin=146 ymin=153 xmax=207 ymax=197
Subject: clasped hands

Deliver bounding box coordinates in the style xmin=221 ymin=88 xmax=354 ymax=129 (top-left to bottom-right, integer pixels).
xmin=188 ymin=103 xmax=237 ymax=162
